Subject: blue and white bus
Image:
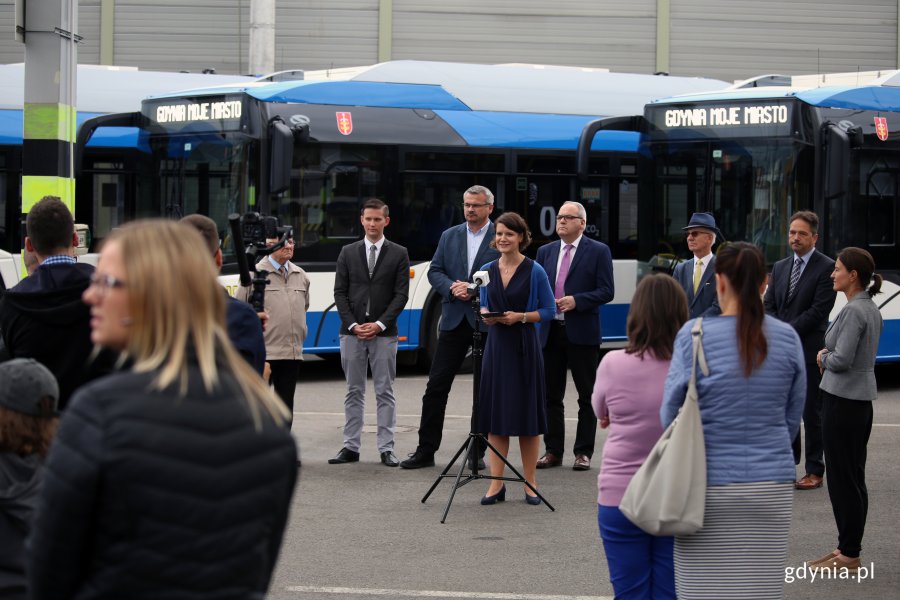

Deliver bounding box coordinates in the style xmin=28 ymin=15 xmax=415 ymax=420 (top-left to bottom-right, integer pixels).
xmin=0 ymin=64 xmax=255 ymax=287
xmin=578 ymin=71 xmax=900 ymax=362
xmin=79 ymin=60 xmax=727 ymax=366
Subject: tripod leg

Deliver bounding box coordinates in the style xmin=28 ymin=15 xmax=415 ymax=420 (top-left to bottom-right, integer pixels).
xmin=440 ymin=437 xmax=475 ymax=524
xmin=421 ymin=434 xmax=470 ymax=503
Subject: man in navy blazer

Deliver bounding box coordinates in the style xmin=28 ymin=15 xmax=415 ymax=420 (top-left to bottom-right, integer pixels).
xmin=672 ymin=212 xmax=721 ymax=318
xmin=401 ymin=185 xmax=501 ymax=469
xmin=535 ymin=201 xmax=614 ymax=471
xmin=764 ymin=210 xmax=836 ymax=490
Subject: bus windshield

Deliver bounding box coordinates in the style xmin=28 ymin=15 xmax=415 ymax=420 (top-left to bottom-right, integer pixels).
xmin=144 ymin=131 xmax=257 ymax=262
xmin=646 ymin=137 xmax=813 ymax=264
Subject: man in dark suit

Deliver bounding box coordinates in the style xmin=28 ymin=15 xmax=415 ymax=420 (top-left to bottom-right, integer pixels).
xmin=400 ymin=185 xmax=501 ymax=469
xmin=535 ymin=201 xmax=614 ymax=471
xmin=672 ymin=212 xmax=721 ymax=319
xmin=764 ymin=210 xmax=836 ymax=490
xmin=330 ymin=199 xmax=410 ymax=467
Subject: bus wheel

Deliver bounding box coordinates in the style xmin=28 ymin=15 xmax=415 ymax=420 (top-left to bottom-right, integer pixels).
xmin=416 ymin=299 xmax=442 ymax=372
xmin=417 ymin=299 xmax=473 ymax=374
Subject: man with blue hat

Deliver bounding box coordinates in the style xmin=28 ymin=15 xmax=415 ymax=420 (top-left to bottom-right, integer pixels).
xmin=672 ymin=212 xmax=721 ymax=318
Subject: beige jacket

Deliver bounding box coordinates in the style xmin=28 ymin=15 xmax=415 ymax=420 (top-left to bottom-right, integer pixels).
xmin=236 ymin=258 xmax=310 ymax=360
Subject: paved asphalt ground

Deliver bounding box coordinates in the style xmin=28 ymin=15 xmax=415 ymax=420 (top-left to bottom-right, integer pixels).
xmin=266 ymin=360 xmax=900 ymax=600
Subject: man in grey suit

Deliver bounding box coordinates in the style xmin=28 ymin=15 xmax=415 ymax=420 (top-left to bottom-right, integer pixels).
xmin=330 ymin=199 xmax=410 ymax=467
xmin=672 ymin=212 xmax=721 ymax=318
xmin=765 ymin=210 xmax=836 ymax=490
xmin=400 ymin=185 xmax=501 ymax=469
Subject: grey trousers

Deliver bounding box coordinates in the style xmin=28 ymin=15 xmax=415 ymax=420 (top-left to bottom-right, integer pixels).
xmin=339 ymin=334 xmax=398 ymax=453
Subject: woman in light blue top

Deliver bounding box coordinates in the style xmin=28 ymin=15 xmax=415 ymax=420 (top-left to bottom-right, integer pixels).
xmin=808 ymin=247 xmax=883 ymax=572
xmin=662 ymin=242 xmax=804 ymax=600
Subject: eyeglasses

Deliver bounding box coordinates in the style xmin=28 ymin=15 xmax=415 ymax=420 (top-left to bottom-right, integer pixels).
xmin=556 ymin=215 xmax=583 ymax=222
xmin=463 ymin=202 xmax=491 ymax=209
xmin=686 ymin=230 xmax=711 ymax=238
xmin=88 ymin=273 xmax=127 ymax=295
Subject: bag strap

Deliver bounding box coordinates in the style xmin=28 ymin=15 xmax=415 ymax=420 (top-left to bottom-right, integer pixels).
xmin=690 ymin=318 xmax=710 ymax=383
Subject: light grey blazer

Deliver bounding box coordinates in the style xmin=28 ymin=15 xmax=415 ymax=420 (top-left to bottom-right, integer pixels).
xmin=819 ymin=291 xmax=883 ymax=401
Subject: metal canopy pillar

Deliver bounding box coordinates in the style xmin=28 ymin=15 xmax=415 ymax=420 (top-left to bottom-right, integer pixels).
xmin=21 ymin=0 xmax=79 ymax=215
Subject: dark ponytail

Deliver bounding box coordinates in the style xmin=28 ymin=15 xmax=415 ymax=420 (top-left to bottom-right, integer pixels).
xmin=715 ymin=242 xmax=768 ymax=376
xmin=837 ymin=247 xmax=882 ymax=296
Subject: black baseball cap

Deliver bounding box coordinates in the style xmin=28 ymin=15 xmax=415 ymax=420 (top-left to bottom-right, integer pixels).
xmin=0 ymin=359 xmax=59 ymax=417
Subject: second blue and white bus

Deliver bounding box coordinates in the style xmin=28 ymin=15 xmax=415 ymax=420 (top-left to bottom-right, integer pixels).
xmin=79 ymin=60 xmax=727 ymax=366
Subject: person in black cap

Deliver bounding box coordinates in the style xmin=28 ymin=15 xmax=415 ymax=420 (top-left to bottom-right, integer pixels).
xmin=672 ymin=212 xmax=722 ymax=318
xmin=0 ymin=359 xmax=59 ymax=600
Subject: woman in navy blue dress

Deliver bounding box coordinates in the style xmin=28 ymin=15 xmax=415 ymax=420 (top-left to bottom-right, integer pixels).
xmin=478 ymin=212 xmax=556 ymax=505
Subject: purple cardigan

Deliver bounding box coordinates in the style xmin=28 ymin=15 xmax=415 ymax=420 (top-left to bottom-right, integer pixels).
xmin=592 ymin=349 xmax=671 ymax=506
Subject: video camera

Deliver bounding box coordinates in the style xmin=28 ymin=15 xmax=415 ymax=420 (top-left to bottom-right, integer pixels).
xmin=228 ymin=212 xmax=293 ymax=313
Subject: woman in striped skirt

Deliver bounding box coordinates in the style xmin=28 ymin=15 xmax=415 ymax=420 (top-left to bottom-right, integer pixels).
xmin=662 ymin=242 xmax=805 ymax=599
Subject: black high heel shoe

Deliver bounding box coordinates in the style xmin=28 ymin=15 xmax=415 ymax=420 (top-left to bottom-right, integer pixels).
xmin=480 ymin=485 xmax=506 ymax=505
xmin=525 ymin=491 xmax=542 ymax=505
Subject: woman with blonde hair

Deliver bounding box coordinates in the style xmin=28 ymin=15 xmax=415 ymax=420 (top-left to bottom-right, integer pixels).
xmin=27 ymin=220 xmax=297 ymax=600
xmin=662 ymin=242 xmax=805 ymax=599
xmin=592 ymin=274 xmax=688 ymax=599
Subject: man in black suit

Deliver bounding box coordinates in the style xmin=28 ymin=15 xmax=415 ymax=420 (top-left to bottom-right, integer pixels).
xmin=672 ymin=212 xmax=721 ymax=318
xmin=535 ymin=201 xmax=615 ymax=471
xmin=330 ymin=199 xmax=410 ymax=467
xmin=764 ymin=210 xmax=836 ymax=490
xmin=400 ymin=185 xmax=500 ymax=469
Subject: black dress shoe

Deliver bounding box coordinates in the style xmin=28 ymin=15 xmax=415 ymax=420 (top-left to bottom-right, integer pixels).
xmin=399 ymin=449 xmax=435 ymax=469
xmin=380 ymin=451 xmax=400 ymax=467
xmin=328 ymin=448 xmax=360 ymax=464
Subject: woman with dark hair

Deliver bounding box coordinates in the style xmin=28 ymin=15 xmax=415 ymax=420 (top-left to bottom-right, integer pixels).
xmin=808 ymin=247 xmax=883 ymax=572
xmin=592 ymin=274 xmax=688 ymax=599
xmin=477 ymin=212 xmax=555 ymax=505
xmin=661 ymin=242 xmax=805 ymax=599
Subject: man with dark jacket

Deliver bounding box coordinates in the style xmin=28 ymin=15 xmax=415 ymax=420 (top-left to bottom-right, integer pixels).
xmin=330 ymin=199 xmax=410 ymax=466
xmin=181 ymin=214 xmax=266 ymax=375
xmin=0 ymin=196 xmax=109 ymax=408
xmin=764 ymin=210 xmax=836 ymax=490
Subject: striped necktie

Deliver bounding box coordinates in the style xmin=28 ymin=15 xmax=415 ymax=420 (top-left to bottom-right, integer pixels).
xmin=788 ymin=257 xmax=802 ymax=300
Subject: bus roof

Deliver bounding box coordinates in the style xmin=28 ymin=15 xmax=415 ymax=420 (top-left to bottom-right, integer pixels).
xmin=148 ymin=60 xmax=729 ymax=118
xmin=651 ymin=75 xmax=900 ymax=113
xmin=0 ymin=63 xmax=257 ymax=146
xmin=0 ymin=63 xmax=256 ymax=113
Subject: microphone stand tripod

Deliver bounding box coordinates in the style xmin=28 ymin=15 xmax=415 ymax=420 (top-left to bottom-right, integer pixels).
xmin=421 ymin=285 xmax=555 ymax=523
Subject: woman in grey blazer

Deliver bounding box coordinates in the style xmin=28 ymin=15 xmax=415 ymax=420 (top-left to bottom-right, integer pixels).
xmin=809 ymin=247 xmax=883 ymax=573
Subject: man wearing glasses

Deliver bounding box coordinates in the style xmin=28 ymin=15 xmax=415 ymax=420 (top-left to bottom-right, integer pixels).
xmin=0 ymin=196 xmax=112 ymax=409
xmin=401 ymin=185 xmax=500 ymax=469
xmin=536 ymin=201 xmax=614 ymax=472
xmin=238 ymin=231 xmax=310 ymax=428
xmin=672 ymin=212 xmax=722 ymax=319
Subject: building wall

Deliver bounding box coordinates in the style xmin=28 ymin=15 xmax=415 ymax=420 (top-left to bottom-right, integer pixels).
xmin=0 ymin=1 xmax=896 ymax=81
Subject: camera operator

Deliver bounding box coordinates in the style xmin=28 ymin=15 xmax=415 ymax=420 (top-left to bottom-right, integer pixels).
xmin=236 ymin=230 xmax=309 ymax=428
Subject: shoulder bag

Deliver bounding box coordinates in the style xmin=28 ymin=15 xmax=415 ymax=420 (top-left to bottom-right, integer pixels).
xmin=619 ymin=317 xmax=708 ymax=536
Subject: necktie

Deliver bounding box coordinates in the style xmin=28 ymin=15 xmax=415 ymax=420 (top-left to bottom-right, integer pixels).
xmin=693 ymin=259 xmax=703 ymax=294
xmin=788 ymin=257 xmax=802 ymax=300
xmin=368 ymin=244 xmax=377 ymax=277
xmin=554 ymin=244 xmax=573 ymax=306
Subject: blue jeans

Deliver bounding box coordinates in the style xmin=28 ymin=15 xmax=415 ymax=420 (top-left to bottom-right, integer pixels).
xmin=598 ymin=505 xmax=675 ymax=600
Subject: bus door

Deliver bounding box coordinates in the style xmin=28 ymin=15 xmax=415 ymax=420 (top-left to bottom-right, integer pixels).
xmin=855 ymin=148 xmax=900 ymax=270
xmin=0 ymin=148 xmax=20 ymax=253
